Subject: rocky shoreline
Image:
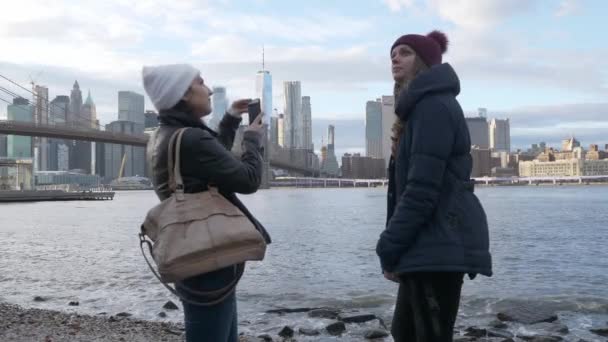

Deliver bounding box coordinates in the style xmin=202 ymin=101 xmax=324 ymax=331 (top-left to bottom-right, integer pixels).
xmin=0 ymin=302 xmax=185 ymax=342
xmin=2 ymin=299 xmax=608 ymax=341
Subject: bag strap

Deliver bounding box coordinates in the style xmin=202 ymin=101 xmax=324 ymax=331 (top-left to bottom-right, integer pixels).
xmin=139 ymin=232 xmax=243 ymax=307
xmin=167 ymin=128 xmax=189 ymax=201
xmin=167 ymin=128 xmax=180 ymax=193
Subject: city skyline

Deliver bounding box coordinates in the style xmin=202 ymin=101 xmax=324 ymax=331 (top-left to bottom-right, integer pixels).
xmin=0 ymin=0 xmax=606 ymax=152
xmin=1 ymin=76 xmax=603 ymax=160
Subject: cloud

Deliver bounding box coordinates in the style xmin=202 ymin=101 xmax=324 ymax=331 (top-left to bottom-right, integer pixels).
xmin=191 ymin=35 xmax=371 ymax=63
xmin=383 ymin=0 xmax=535 ymax=29
xmin=384 ymin=0 xmax=416 ymax=12
xmin=204 ymin=12 xmax=374 ymax=43
xmin=429 ymin=0 xmax=534 ymax=29
xmin=556 ymin=0 xmax=580 ymax=17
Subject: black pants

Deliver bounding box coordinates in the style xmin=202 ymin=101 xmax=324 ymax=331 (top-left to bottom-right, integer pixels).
xmin=391 ymin=272 xmax=464 ymax=342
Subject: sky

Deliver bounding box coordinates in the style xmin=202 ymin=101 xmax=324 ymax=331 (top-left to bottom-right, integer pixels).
xmin=0 ymin=0 xmax=607 ymax=156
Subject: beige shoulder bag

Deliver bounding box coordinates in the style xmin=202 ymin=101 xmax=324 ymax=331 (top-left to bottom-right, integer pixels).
xmin=139 ymin=127 xmax=267 ymax=305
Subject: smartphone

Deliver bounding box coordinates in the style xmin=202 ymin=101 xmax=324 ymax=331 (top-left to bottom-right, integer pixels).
xmin=247 ymin=99 xmax=261 ymax=125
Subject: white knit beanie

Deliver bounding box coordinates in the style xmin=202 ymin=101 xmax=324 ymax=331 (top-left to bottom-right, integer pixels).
xmin=142 ymin=64 xmax=200 ymax=111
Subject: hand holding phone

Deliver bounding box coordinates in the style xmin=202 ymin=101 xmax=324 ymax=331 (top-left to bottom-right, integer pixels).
xmin=247 ymin=99 xmax=261 ymax=125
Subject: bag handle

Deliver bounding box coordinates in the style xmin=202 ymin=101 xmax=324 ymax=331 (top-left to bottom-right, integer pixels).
xmin=167 ymin=128 xmax=189 ymax=201
xmin=167 ymin=128 xmax=180 ymax=193
xmin=139 ymin=232 xmax=243 ymax=307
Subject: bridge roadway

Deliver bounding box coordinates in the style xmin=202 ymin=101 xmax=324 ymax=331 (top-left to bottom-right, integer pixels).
xmin=0 ymin=120 xmax=316 ymax=175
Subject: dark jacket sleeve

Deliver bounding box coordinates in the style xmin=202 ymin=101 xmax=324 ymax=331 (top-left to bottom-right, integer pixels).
xmin=182 ymin=127 xmax=263 ymax=195
xmin=216 ymin=113 xmax=242 ymax=150
xmin=376 ymin=98 xmax=455 ymax=272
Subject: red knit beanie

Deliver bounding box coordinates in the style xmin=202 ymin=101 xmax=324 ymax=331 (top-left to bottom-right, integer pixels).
xmin=390 ymin=30 xmax=448 ymax=67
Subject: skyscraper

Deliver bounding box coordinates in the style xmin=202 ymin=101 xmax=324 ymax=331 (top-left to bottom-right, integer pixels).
xmin=69 ymin=81 xmax=82 ymax=127
xmin=49 ymin=96 xmax=70 ymax=171
xmin=366 ymin=100 xmax=383 ymax=158
xmin=562 ymin=136 xmax=580 ymax=152
xmin=0 ymin=135 xmax=7 ymax=158
xmin=34 ymin=85 xmax=50 ymax=171
xmin=489 ymin=118 xmax=511 ymax=152
xmin=7 ymin=97 xmax=33 ymax=159
xmin=82 ymin=90 xmax=97 ymax=129
xmin=277 ymin=113 xmax=285 ymax=147
xmin=466 ymin=117 xmax=489 ymax=149
xmin=116 ymin=91 xmax=145 ymax=178
xmin=283 ymin=81 xmax=302 ymax=149
xmin=270 ymin=115 xmax=279 ymax=146
xmin=321 ymin=125 xmax=340 ymax=176
xmin=82 ymin=91 xmax=98 ymax=173
xmin=50 ymin=96 xmax=69 ymax=124
xmin=209 ymin=86 xmax=228 ymax=130
xmin=118 ymin=91 xmax=145 ymax=127
xmin=381 ymin=95 xmax=395 ymax=167
xmin=301 ymin=96 xmax=312 ymax=150
xmin=104 ymin=120 xmax=146 ymax=180
xmin=256 ymin=71 xmax=272 ymax=126
xmin=69 ymin=81 xmax=92 ymax=173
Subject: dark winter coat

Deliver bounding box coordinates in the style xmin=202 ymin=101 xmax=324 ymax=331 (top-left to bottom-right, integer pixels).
xmin=376 ymin=63 xmax=491 ymax=277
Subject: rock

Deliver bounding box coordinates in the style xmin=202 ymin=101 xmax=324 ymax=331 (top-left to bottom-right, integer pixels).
xmin=116 ymin=312 xmax=132 ymax=317
xmin=68 ymin=301 xmax=79 ymax=306
xmin=108 ymin=316 xmax=118 ymax=322
xmin=326 ymin=321 xmax=346 ymax=336
xmin=158 ymin=312 xmax=167 ymax=318
xmin=530 ymin=322 xmax=569 ymax=334
xmin=266 ymin=307 xmax=317 ymax=314
xmin=496 ymin=303 xmax=558 ymax=325
xmin=454 ymin=338 xmax=477 ymax=342
xmin=308 ymin=308 xmax=340 ymax=319
xmin=364 ymin=328 xmax=389 ymax=339
xmin=257 ymin=334 xmax=273 ymax=341
xmin=299 ymin=328 xmax=320 ymax=336
xmin=163 ymin=327 xmax=182 ymax=335
xmin=590 ymin=328 xmax=608 ymax=337
xmin=489 ymin=319 xmax=508 ymax=329
xmin=377 ymin=316 xmax=388 ymax=329
xmin=278 ymin=326 xmax=294 ymax=338
xmin=518 ymin=335 xmax=563 ymax=342
xmin=465 ymin=327 xmax=487 ymax=338
xmin=162 ymin=301 xmax=179 ymax=310
xmin=33 ymin=296 xmax=47 ymax=302
xmin=487 ymin=328 xmax=514 ymax=339
xmin=589 ymin=328 xmax=608 ymax=337
xmin=340 ymin=314 xmax=377 ymax=324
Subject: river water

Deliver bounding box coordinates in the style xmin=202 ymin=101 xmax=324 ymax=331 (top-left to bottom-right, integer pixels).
xmin=1 ymin=186 xmax=607 ymax=340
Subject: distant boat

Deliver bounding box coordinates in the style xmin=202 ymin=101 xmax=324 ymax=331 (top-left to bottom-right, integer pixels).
xmin=109 ymin=176 xmax=153 ymax=191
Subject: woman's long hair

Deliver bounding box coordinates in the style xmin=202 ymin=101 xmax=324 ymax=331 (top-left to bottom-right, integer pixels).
xmin=390 ymin=55 xmax=429 ymax=157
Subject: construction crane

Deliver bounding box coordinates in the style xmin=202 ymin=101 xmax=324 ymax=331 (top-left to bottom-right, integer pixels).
xmin=117 ymin=152 xmax=127 ymax=179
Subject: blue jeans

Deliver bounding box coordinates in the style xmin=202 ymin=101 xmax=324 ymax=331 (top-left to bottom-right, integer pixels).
xmin=177 ymin=266 xmax=239 ymax=342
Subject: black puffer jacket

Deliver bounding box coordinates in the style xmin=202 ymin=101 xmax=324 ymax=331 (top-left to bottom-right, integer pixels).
xmin=147 ymin=109 xmax=271 ymax=243
xmin=376 ymin=63 xmax=491 ymax=276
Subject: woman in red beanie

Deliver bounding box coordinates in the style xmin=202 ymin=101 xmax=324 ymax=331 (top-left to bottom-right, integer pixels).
xmin=376 ymin=31 xmax=492 ymax=341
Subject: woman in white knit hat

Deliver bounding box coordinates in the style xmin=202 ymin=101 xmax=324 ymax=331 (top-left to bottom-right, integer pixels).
xmin=142 ymin=64 xmax=271 ymax=342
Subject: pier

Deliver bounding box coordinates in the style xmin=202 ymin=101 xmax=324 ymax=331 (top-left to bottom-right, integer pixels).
xmin=0 ymin=190 xmax=115 ymax=202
